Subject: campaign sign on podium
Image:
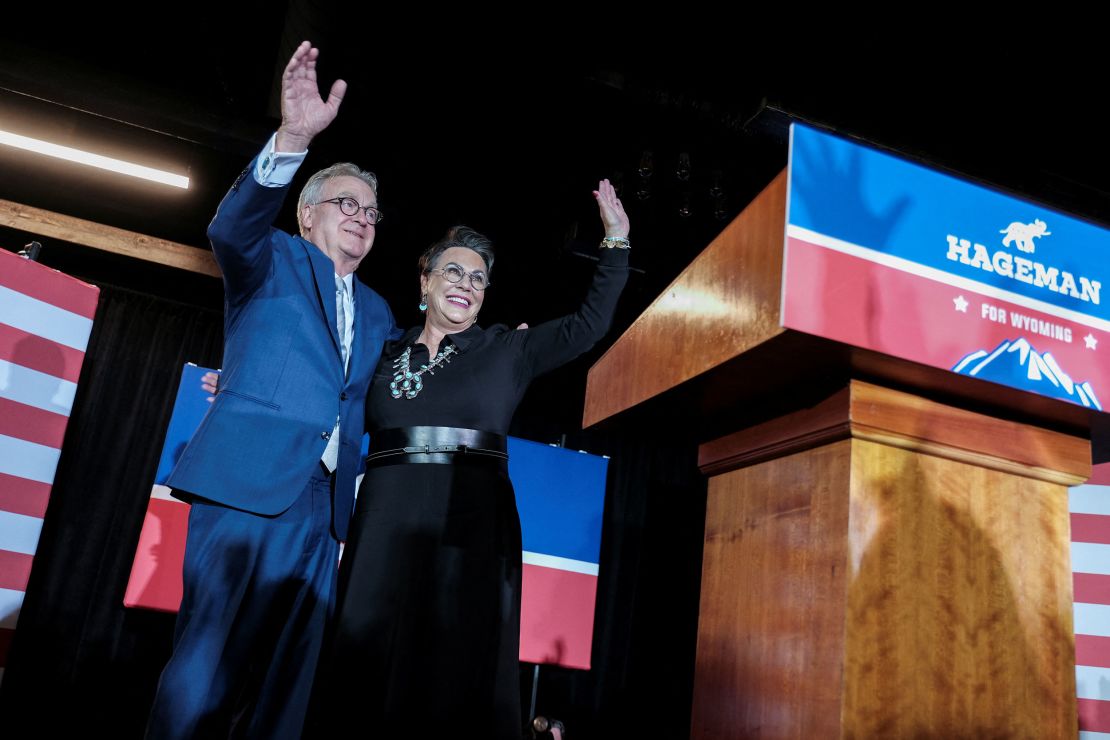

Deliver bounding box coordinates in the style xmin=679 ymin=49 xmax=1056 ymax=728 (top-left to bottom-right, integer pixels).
xmin=783 ymin=122 xmax=1106 ymax=410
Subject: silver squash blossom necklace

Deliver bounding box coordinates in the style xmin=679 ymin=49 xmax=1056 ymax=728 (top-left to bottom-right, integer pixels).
xmin=390 ymin=344 xmax=457 ymax=399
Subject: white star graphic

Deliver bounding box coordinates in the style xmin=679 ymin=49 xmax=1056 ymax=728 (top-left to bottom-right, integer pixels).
xmin=953 ymin=295 xmax=969 ymax=312
xmin=1085 ymin=333 xmax=1098 ymax=350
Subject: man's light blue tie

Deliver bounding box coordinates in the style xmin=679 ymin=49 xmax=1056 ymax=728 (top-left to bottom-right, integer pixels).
xmin=321 ymin=276 xmax=348 ymax=472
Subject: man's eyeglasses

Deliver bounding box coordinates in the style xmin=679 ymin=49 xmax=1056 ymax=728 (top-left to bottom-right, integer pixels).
xmin=315 ymin=196 xmax=383 ymax=225
xmin=429 ymin=263 xmax=489 ymax=291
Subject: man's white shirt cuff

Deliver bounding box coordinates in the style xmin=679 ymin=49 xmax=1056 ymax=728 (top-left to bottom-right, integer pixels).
xmin=254 ymin=133 xmax=307 ymax=187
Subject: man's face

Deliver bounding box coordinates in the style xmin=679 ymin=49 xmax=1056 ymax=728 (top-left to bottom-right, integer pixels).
xmin=302 ymin=175 xmax=378 ymax=271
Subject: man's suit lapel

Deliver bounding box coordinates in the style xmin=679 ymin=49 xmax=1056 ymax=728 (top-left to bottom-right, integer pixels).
xmin=299 ymin=237 xmax=344 ymax=366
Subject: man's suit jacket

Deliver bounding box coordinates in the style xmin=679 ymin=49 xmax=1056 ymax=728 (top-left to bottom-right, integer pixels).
xmin=168 ymin=160 xmax=397 ymax=541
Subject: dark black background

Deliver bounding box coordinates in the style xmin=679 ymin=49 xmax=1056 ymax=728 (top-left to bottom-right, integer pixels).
xmin=3 ymin=10 xmax=1106 ymax=328
xmin=1 ymin=6 xmax=1106 ymax=737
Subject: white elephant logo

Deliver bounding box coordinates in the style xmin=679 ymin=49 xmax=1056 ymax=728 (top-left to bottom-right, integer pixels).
xmin=1000 ymin=219 xmax=1051 ymax=253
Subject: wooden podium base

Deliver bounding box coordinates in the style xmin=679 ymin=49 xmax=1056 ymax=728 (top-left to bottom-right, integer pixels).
xmin=691 ymin=381 xmax=1085 ymax=738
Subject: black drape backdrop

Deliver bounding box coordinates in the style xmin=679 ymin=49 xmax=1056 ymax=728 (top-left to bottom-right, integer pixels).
xmin=0 ymin=280 xmax=707 ymax=739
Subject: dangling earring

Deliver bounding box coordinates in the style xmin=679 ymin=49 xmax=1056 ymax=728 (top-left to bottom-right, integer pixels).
xmin=418 ymin=293 xmax=428 ymax=312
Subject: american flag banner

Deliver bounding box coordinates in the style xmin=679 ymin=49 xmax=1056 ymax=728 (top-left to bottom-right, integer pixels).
xmin=1073 ymin=460 xmax=1110 ymax=737
xmin=0 ymin=248 xmax=99 ymax=684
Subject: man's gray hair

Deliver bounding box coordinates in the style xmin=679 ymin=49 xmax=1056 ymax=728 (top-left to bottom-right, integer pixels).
xmin=297 ymin=163 xmax=379 ymax=237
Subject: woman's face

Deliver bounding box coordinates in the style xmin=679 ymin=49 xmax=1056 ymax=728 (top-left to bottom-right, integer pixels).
xmin=421 ymin=246 xmax=488 ymax=331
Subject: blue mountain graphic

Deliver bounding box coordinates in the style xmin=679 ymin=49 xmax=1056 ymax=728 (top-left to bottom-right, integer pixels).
xmin=952 ymin=337 xmax=1102 ymax=411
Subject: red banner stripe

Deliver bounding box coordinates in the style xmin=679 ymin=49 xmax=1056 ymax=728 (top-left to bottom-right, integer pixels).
xmin=0 ymin=397 xmax=69 ymax=449
xmin=0 ymin=473 xmax=51 ymax=518
xmin=0 ymin=549 xmax=33 ymax=592
xmin=122 ymin=498 xmax=189 ymax=612
xmin=1074 ymin=573 xmax=1110 ymax=606
xmin=1093 ymin=463 xmax=1110 ymax=486
xmin=1079 ymin=698 xmax=1110 ymax=733
xmin=1072 ymin=513 xmax=1110 ymax=546
xmin=0 ymin=250 xmax=99 ymax=318
xmin=0 ymin=322 xmax=87 ymax=383
xmin=519 ymin=564 xmax=598 ymax=670
xmin=1077 ymin=634 xmax=1110 ymax=669
xmin=783 ymin=237 xmax=1109 ymax=399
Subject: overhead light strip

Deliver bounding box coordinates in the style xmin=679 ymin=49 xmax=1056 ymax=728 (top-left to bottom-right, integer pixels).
xmin=0 ymin=129 xmax=189 ymax=189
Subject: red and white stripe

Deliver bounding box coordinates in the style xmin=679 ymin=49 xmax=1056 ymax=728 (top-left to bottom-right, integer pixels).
xmin=1073 ymin=461 xmax=1110 ymax=738
xmin=0 ymin=249 xmax=98 ymax=683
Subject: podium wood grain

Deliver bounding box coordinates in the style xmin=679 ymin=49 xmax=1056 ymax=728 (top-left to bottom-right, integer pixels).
xmin=693 ymin=382 xmax=1081 ymax=738
xmin=583 ymin=172 xmax=788 ymax=429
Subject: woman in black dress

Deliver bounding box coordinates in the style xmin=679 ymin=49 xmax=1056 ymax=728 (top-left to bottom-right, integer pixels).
xmin=318 ymin=179 xmax=629 ymax=738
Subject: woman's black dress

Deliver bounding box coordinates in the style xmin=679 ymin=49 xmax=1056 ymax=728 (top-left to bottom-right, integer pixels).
xmin=320 ymin=248 xmax=628 ymax=738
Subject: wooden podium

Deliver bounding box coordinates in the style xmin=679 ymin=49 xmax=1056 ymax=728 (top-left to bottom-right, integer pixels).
xmin=584 ymin=156 xmax=1093 ymax=737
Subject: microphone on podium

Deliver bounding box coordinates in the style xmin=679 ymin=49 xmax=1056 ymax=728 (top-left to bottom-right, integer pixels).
xmin=18 ymin=241 xmax=43 ymax=261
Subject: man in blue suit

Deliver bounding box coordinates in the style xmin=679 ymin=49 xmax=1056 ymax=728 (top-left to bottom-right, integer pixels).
xmin=146 ymin=41 xmax=398 ymax=739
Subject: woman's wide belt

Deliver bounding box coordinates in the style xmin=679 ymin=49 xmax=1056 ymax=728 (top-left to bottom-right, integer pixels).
xmin=365 ymin=426 xmax=508 ymax=466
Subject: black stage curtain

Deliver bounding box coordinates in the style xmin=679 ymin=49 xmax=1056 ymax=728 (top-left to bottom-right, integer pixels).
xmin=0 ymin=285 xmax=707 ymax=739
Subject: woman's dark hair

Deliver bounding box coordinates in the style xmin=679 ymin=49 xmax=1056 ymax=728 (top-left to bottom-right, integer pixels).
xmin=418 ymin=225 xmax=495 ymax=279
